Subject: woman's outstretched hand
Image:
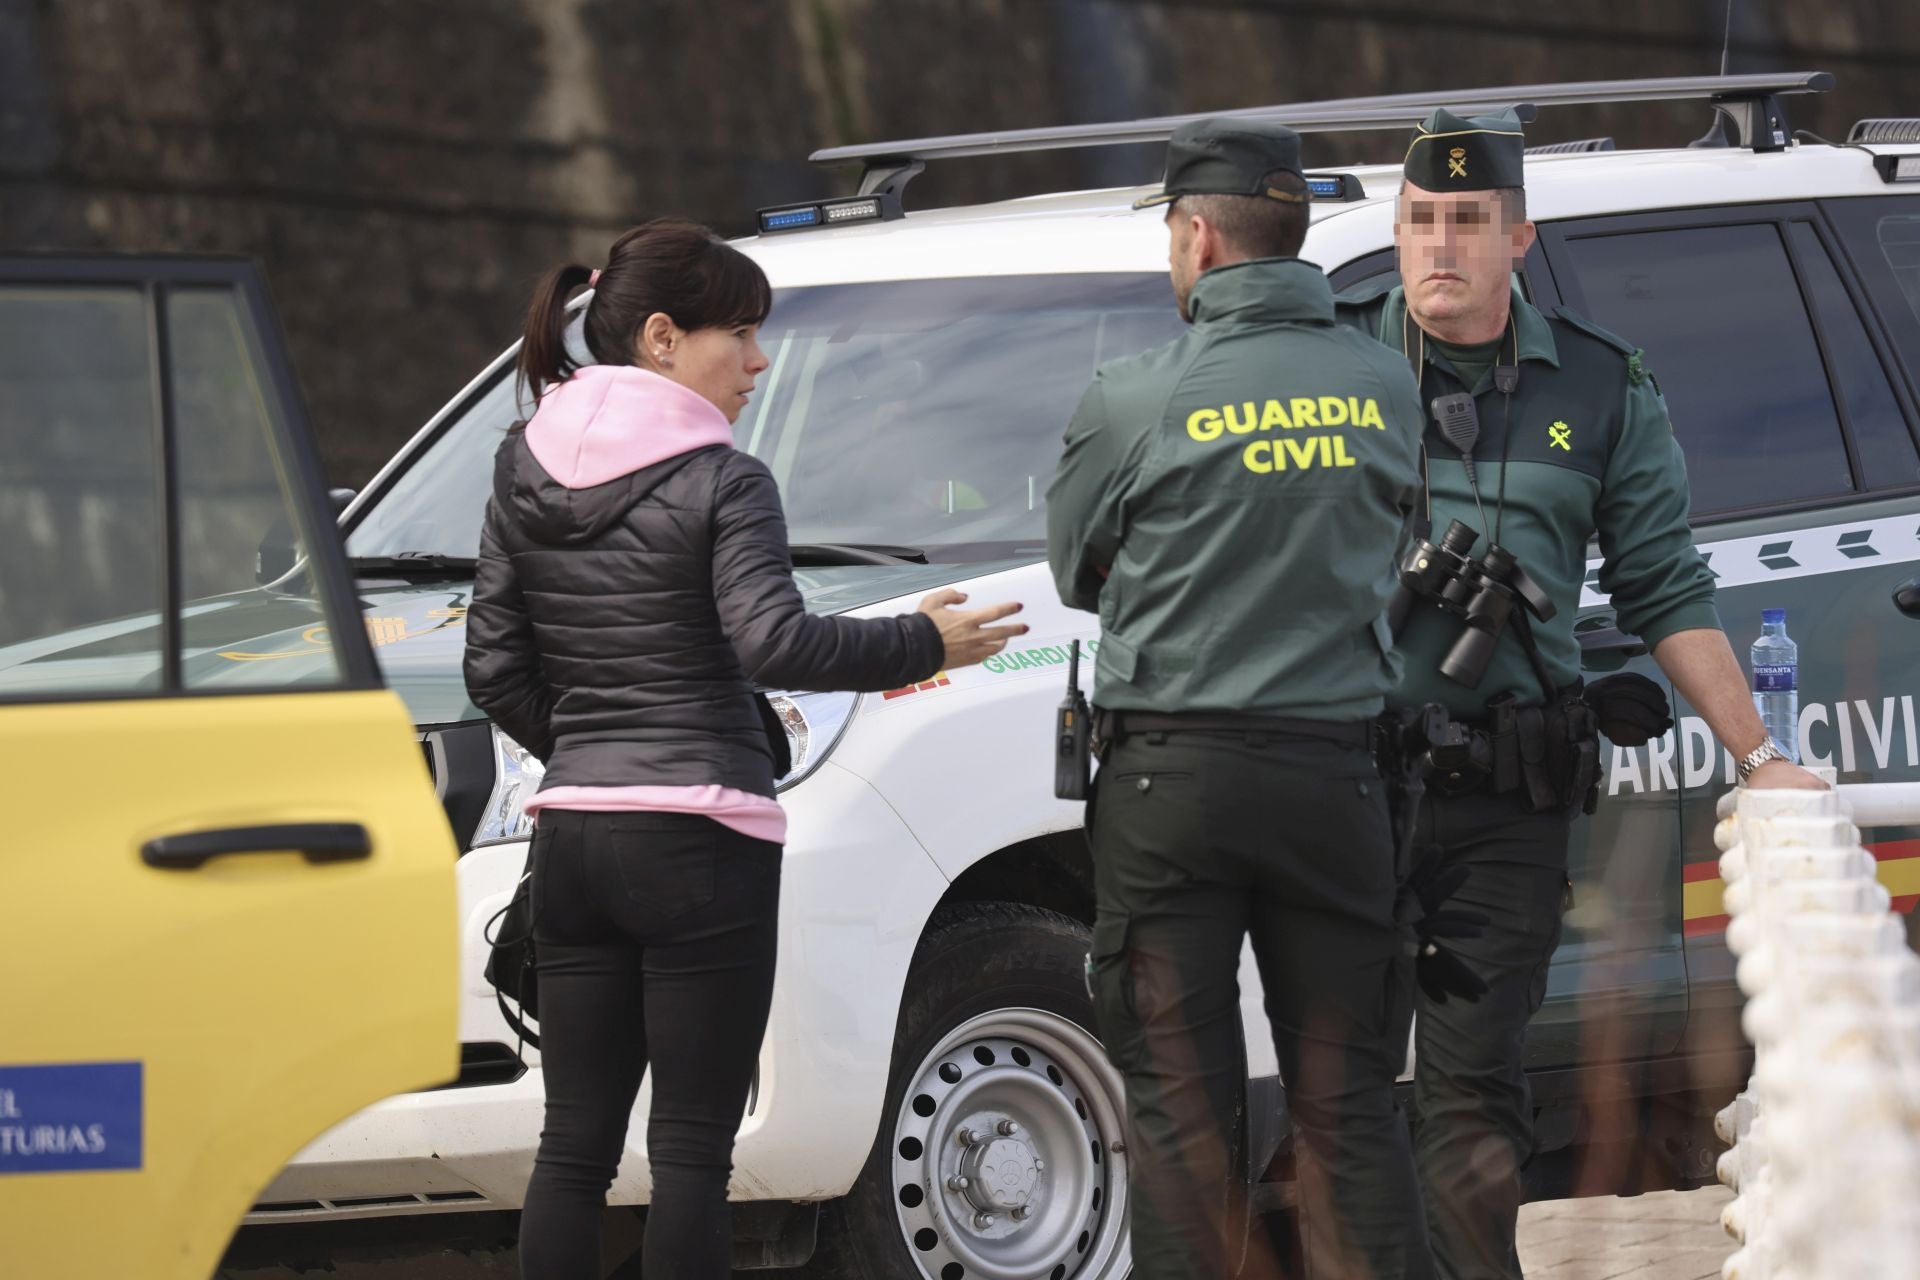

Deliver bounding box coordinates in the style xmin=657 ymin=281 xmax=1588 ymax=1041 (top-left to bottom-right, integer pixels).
xmin=916 ymin=589 xmax=1029 ymax=669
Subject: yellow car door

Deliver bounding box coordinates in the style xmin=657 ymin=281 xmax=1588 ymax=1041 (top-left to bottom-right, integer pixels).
xmin=0 ymin=257 xmax=458 ymax=1278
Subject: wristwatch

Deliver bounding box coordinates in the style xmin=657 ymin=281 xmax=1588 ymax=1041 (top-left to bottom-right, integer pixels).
xmin=1736 ymin=738 xmax=1792 ymax=783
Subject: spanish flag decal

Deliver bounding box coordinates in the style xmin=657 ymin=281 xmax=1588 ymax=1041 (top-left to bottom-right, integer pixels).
xmin=883 ymin=672 xmax=952 ymax=701
xmin=1683 ymin=839 xmax=1920 ymax=937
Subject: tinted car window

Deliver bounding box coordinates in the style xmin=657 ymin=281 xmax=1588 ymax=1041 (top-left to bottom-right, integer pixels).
xmin=1825 ymin=195 xmax=1920 ymax=398
xmin=166 ymin=288 xmax=346 ymax=690
xmin=0 ymin=286 xmax=164 ymax=664
xmin=1329 ymin=241 xmax=1558 ymax=301
xmin=1785 ymin=221 xmax=1920 ymax=489
xmin=1329 ymin=250 xmax=1396 ymax=292
xmin=0 ymin=278 xmax=351 ymax=700
xmin=1561 ymin=222 xmax=1854 ymax=515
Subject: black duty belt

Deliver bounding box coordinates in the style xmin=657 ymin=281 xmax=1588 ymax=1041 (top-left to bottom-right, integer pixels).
xmin=1392 ymin=685 xmax=1598 ymax=813
xmin=1096 ymin=708 xmax=1374 ymax=749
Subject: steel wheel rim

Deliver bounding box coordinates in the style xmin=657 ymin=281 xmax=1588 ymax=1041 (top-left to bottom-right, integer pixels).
xmin=888 ymin=1006 xmax=1131 ymax=1280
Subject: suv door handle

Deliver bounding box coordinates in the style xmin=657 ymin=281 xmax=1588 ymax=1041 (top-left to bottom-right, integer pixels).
xmin=1895 ymin=579 xmax=1920 ymax=619
xmin=1577 ymin=625 xmax=1648 ymax=656
xmin=141 ymin=822 xmax=372 ymax=870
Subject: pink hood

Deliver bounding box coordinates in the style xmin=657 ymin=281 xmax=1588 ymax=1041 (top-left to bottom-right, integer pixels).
xmin=523 ymin=364 xmax=735 ymax=490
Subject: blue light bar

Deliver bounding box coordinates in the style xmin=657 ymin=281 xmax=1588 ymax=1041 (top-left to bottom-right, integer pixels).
xmin=755 ymin=192 xmax=904 ymax=235
xmin=760 ymin=206 xmax=823 ymax=232
xmin=1304 ymin=173 xmax=1364 ymax=202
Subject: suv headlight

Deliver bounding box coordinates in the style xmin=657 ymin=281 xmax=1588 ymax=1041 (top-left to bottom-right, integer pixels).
xmin=473 ymin=725 xmax=546 ymax=847
xmin=768 ymin=690 xmax=859 ymax=791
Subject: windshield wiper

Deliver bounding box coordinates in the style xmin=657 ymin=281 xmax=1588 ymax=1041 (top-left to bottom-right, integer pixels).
xmin=790 ymin=543 xmax=929 ymax=567
xmin=348 ymin=553 xmax=479 ymax=578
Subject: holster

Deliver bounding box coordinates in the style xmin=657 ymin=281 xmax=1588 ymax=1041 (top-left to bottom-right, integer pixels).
xmin=1374 ymin=707 xmax=1426 ymax=883
xmin=1515 ymin=704 xmax=1558 ymax=813
xmin=1521 ymin=687 xmax=1601 ymax=816
xmin=1561 ymin=694 xmax=1602 ymax=815
xmin=1485 ymin=693 xmax=1522 ymax=795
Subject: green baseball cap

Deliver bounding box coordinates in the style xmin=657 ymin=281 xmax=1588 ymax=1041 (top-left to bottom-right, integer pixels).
xmin=1133 ymin=117 xmax=1308 ymax=210
xmin=1404 ymin=106 xmax=1527 ymax=192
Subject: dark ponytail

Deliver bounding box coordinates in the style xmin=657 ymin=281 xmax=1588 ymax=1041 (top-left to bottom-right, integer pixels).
xmin=515 ymin=218 xmax=773 ymax=404
xmin=516 ymin=262 xmax=594 ymax=405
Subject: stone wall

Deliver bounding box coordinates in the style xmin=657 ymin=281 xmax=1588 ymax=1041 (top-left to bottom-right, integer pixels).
xmin=4 ymin=0 xmax=1914 ymax=486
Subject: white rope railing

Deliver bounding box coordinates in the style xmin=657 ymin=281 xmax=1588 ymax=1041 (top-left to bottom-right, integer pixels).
xmin=1712 ymin=777 xmax=1920 ymax=1279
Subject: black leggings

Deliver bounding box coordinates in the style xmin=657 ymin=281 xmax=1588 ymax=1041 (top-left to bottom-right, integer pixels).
xmin=519 ymin=809 xmax=782 ymax=1280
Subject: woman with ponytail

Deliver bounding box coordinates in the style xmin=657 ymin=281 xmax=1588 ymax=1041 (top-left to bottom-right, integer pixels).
xmin=464 ymin=218 xmax=1027 ymax=1279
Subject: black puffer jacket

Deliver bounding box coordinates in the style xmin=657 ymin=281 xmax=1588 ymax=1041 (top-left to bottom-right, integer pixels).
xmin=463 ymin=365 xmax=943 ymax=799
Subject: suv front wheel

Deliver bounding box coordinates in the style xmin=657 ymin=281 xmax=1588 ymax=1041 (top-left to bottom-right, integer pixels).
xmin=810 ymin=903 xmax=1133 ymax=1280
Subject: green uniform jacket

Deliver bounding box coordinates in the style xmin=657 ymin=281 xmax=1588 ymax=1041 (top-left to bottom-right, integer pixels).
xmin=1047 ymin=258 xmax=1424 ymax=719
xmin=1334 ymin=279 xmax=1719 ymax=718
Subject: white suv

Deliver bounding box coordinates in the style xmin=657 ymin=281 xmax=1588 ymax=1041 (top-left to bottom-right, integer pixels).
xmin=239 ymin=72 xmax=1920 ymax=1277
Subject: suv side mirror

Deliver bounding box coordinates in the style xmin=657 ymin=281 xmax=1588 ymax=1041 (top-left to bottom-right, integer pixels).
xmin=1575 ymin=614 xmax=1648 ymax=673
xmin=256 ymin=489 xmax=357 ymax=584
xmin=1894 ymin=579 xmax=1920 ymax=619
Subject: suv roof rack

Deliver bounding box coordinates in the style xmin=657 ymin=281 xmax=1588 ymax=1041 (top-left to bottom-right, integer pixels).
xmin=1850 ymin=119 xmax=1920 ymax=145
xmin=813 ymin=71 xmax=1833 ymax=202
xmin=1527 ymin=137 xmax=1616 ymax=155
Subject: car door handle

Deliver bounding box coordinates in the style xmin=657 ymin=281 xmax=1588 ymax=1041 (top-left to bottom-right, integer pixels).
xmin=1895 ymin=579 xmax=1920 ymax=619
xmin=141 ymin=822 xmax=372 ymax=870
xmin=1577 ymin=625 xmax=1648 ymax=656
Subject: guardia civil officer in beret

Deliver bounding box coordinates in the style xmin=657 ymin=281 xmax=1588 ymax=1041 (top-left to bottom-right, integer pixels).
xmin=1335 ymin=108 xmax=1826 ymax=1279
xmin=1048 ymin=118 xmax=1432 ymax=1280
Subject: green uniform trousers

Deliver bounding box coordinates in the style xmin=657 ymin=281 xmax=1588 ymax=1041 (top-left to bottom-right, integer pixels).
xmin=1087 ymin=724 xmax=1431 ymax=1280
xmin=1409 ymin=788 xmax=1572 ymax=1280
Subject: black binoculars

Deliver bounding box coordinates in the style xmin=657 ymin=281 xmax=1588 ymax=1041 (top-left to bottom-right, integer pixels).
xmin=1386 ymin=519 xmax=1557 ymax=688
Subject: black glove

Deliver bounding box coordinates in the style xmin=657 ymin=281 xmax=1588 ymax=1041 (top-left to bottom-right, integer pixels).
xmin=1401 ymin=855 xmax=1491 ymax=1005
xmin=1414 ymin=939 xmax=1489 ymax=1006
xmin=1582 ymin=672 xmax=1673 ymax=747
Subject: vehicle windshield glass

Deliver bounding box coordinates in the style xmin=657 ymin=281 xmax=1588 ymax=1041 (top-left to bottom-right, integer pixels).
xmin=346 ymin=273 xmax=1184 ymax=564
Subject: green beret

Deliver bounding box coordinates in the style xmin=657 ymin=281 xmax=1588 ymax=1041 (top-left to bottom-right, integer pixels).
xmin=1404 ymin=106 xmax=1526 ymax=192
xmin=1134 ymin=117 xmax=1307 ymax=210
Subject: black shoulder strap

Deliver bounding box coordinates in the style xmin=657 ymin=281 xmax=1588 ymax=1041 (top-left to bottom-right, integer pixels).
xmin=1550 ymin=305 xmax=1637 ymax=358
xmin=1555 ymin=303 xmax=1664 ymax=382
xmin=496 ymin=989 xmax=541 ymax=1051
xmin=1509 ymin=608 xmax=1565 ymax=707
xmin=1552 ymin=305 xmax=1662 ymax=397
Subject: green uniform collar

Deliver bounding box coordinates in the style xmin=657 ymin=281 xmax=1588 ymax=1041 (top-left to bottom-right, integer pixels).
xmin=1187 ymin=257 xmax=1334 ymax=328
xmin=1377 ymin=279 xmax=1560 ymax=373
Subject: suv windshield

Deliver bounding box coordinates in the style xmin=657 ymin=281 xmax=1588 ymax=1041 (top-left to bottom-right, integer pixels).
xmin=347 ymin=272 xmax=1183 ymax=564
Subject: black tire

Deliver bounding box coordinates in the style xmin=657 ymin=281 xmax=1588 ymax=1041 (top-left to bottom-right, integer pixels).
xmin=798 ymin=902 xmax=1133 ymax=1280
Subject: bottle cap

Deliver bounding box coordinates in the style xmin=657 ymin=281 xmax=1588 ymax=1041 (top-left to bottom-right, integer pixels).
xmin=1762 ymin=608 xmax=1787 ymax=624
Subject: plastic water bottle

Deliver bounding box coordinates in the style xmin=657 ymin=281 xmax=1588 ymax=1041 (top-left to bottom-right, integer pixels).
xmin=1750 ymin=609 xmax=1800 ymax=763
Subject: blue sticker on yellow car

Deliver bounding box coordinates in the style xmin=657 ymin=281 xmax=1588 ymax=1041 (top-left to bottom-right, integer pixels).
xmin=0 ymin=1062 xmax=143 ymax=1174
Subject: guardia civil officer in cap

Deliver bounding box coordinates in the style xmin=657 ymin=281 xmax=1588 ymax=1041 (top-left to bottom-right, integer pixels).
xmin=1048 ymin=118 xmax=1433 ymax=1280
xmin=1335 ymin=108 xmax=1827 ymax=1279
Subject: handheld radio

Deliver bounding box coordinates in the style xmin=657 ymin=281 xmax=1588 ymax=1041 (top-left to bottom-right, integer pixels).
xmin=1054 ymin=640 xmax=1092 ymax=800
